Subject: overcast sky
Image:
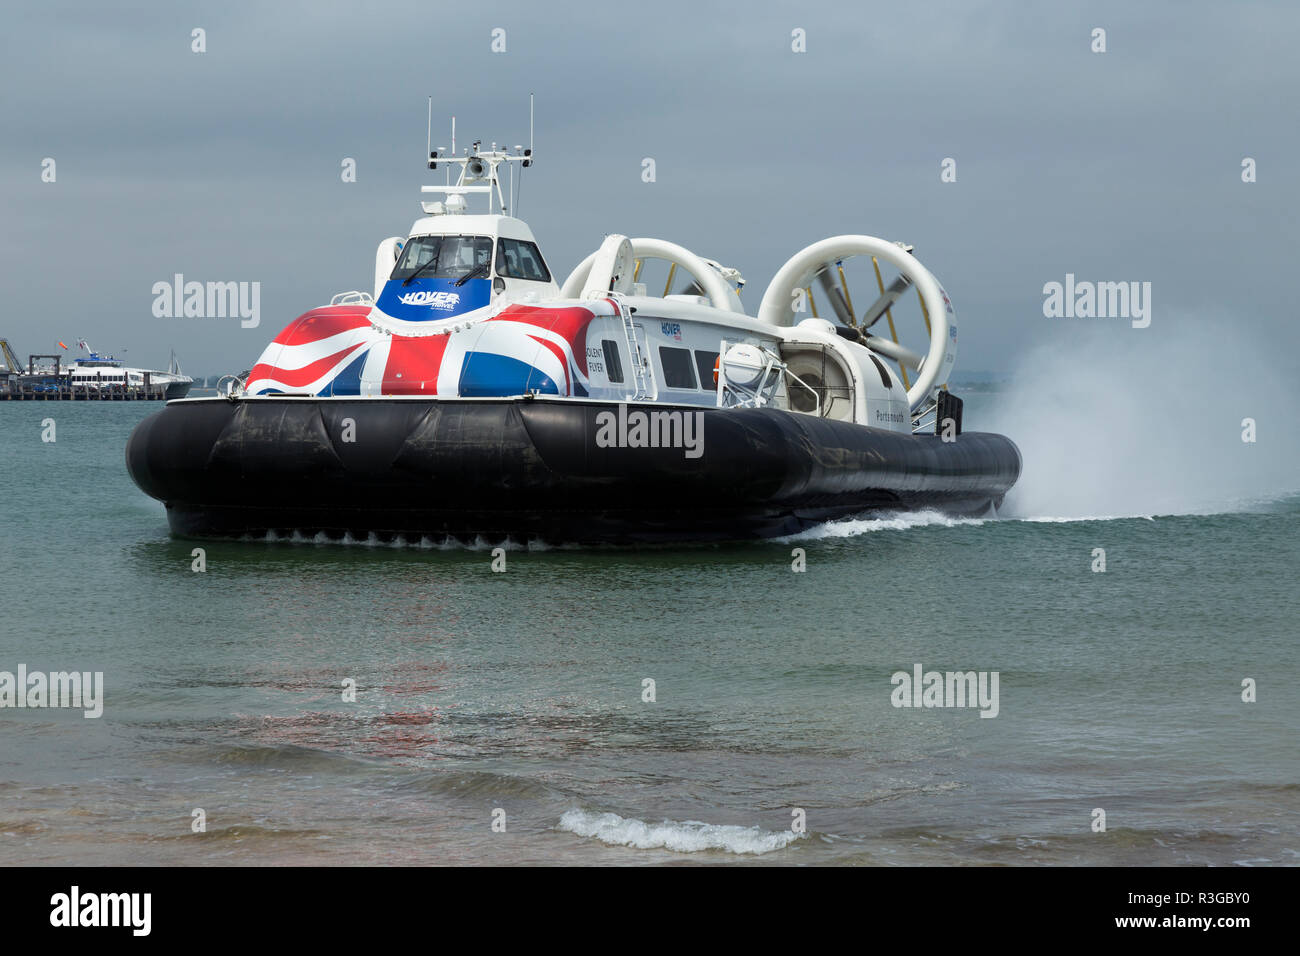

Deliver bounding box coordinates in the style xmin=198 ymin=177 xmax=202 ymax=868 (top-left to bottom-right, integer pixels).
xmin=3 ymin=0 xmax=1298 ymax=382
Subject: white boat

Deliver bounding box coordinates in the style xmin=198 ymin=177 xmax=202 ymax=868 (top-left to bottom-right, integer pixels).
xmin=69 ymin=342 xmax=193 ymax=399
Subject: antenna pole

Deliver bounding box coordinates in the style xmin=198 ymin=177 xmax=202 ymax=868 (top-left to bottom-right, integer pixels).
xmin=514 ymin=93 xmax=533 ymax=217
xmin=426 ymin=97 xmax=432 ymax=162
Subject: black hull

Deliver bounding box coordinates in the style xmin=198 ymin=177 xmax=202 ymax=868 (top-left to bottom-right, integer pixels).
xmin=125 ymin=397 xmax=1021 ymax=543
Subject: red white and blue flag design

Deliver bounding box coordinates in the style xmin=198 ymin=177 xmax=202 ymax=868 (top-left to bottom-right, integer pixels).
xmin=244 ymin=302 xmax=604 ymax=398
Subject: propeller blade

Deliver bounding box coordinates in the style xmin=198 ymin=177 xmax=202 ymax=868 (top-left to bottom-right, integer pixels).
xmin=862 ymin=335 xmax=925 ymax=372
xmin=860 ymin=273 xmax=913 ymax=329
xmin=815 ymin=267 xmax=854 ymax=325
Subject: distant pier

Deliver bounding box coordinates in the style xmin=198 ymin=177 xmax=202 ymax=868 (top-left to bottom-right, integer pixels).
xmin=0 ymin=375 xmax=171 ymax=401
xmin=0 ymin=340 xmax=189 ymax=401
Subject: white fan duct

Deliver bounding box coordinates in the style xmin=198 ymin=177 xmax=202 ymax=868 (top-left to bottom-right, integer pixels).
xmin=756 ymin=235 xmax=956 ymax=412
xmin=562 ymin=237 xmax=745 ymax=314
xmin=575 ymin=234 xmax=637 ymax=298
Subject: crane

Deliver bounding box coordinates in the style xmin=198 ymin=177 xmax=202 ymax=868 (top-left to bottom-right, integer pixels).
xmin=0 ymin=339 xmax=24 ymax=374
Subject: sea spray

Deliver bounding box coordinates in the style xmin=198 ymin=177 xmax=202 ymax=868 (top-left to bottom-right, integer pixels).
xmin=984 ymin=318 xmax=1300 ymax=519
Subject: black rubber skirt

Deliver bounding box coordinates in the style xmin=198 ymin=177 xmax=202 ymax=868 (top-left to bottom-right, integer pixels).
xmin=125 ymin=397 xmax=1021 ymax=543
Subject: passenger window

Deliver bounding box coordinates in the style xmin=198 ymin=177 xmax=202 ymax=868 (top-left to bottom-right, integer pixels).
xmin=658 ymin=347 xmax=697 ymax=389
xmin=601 ymin=340 xmax=624 ymax=384
xmin=694 ymin=350 xmax=719 ymax=391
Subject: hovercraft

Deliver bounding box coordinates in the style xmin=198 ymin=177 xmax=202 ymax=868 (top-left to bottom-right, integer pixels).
xmin=126 ymin=123 xmax=1020 ymax=544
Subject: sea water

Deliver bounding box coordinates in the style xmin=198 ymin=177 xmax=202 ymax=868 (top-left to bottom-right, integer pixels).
xmin=0 ymin=383 xmax=1295 ymax=865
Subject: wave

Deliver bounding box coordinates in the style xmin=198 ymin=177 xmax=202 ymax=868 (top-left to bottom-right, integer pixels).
xmin=777 ymin=509 xmax=990 ymax=541
xmin=778 ymin=489 xmax=1300 ymax=542
xmin=558 ymin=809 xmax=802 ymax=855
xmin=777 ymin=507 xmax=1155 ymax=541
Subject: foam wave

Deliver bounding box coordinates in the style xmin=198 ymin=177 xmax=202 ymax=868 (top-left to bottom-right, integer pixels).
xmin=779 ymin=495 xmax=1300 ymax=542
xmin=778 ymin=509 xmax=989 ymax=541
xmin=558 ymin=809 xmax=802 ymax=855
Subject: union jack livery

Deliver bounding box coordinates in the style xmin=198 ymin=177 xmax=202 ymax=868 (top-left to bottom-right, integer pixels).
xmin=245 ymin=301 xmax=606 ymax=399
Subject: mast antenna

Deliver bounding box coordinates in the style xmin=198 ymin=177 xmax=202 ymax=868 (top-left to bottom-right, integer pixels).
xmin=516 ymin=93 xmax=534 ymax=217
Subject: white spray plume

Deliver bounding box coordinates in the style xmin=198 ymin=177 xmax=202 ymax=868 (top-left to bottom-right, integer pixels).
xmin=984 ymin=318 xmax=1300 ymax=520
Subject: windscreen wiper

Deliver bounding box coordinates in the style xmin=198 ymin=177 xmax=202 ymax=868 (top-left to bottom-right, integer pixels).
xmin=402 ymin=256 xmax=441 ymax=287
xmin=454 ymin=262 xmax=490 ymax=287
